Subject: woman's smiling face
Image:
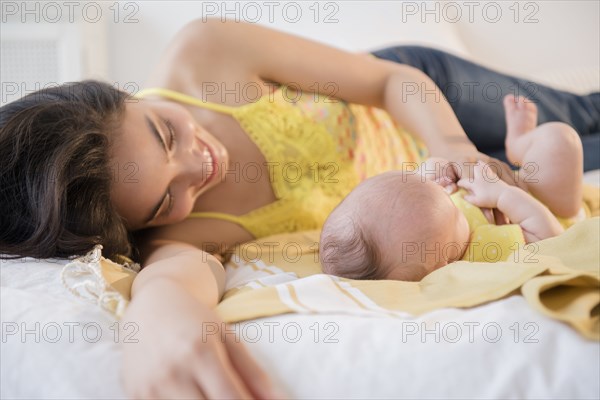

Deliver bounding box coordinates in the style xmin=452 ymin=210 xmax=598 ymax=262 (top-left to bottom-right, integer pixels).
xmin=110 ymin=98 xmax=229 ymax=231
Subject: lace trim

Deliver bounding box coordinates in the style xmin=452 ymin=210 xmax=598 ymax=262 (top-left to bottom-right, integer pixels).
xmin=60 ymin=245 xmax=140 ymax=318
xmin=226 ymin=93 xmax=362 ymax=237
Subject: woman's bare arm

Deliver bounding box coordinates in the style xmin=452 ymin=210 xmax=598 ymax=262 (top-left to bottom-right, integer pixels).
xmin=166 ymin=19 xmax=475 ymax=154
xmin=120 ymin=241 xmax=284 ymax=399
xmin=131 ymin=240 xmax=226 ymax=305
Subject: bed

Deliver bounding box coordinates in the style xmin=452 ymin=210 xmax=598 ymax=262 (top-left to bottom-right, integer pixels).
xmin=1 ymin=170 xmax=599 ymax=399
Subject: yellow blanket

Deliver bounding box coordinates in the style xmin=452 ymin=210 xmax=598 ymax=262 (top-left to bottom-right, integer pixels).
xmin=101 ymin=185 xmax=599 ymax=340
xmin=216 ymin=217 xmax=599 ymax=341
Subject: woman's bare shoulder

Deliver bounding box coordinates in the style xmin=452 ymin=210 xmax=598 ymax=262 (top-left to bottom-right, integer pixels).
xmin=143 ymin=18 xmax=403 ymax=108
xmin=134 ymin=217 xmax=253 ymax=263
xmin=143 ymin=19 xmax=236 ymax=91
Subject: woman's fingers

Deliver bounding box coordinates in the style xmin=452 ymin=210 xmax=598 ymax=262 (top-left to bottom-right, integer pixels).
xmin=224 ymin=334 xmax=289 ymax=399
xmin=153 ymin=376 xmax=206 ymax=400
xmin=443 ymin=182 xmax=458 ymax=194
xmin=190 ymin=326 xmax=288 ymax=400
xmin=193 ymin=338 xmax=255 ymax=400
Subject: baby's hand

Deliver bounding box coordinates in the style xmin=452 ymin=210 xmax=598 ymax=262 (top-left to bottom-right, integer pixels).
xmin=419 ymin=157 xmax=460 ymax=194
xmin=457 ymin=161 xmax=508 ymax=208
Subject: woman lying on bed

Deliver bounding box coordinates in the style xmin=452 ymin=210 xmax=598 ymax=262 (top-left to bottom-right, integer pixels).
xmin=1 ymin=19 xmax=598 ymax=399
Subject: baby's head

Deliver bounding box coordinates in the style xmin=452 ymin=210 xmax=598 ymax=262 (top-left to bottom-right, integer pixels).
xmin=320 ymin=171 xmax=470 ymax=281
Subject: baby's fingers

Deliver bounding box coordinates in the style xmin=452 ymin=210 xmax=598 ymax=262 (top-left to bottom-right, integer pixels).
xmin=457 ymin=177 xmax=473 ymax=191
xmin=462 ymin=193 xmax=475 ymax=203
xmin=458 ymin=186 xmax=482 ymax=204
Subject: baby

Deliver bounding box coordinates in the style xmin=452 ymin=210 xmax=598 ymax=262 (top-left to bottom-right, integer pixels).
xmin=319 ymin=95 xmax=584 ymax=281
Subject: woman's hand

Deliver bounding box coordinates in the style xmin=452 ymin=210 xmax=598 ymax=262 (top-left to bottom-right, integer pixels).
xmin=428 ymin=137 xmax=517 ymax=187
xmin=419 ymin=157 xmax=461 ymax=194
xmin=121 ymin=278 xmax=285 ymax=399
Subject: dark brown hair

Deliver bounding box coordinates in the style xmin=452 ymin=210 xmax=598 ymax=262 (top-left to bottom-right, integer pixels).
xmin=0 ymin=80 xmax=135 ymax=261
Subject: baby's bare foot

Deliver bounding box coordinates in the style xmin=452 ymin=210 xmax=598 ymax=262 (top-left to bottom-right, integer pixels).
xmin=504 ymin=94 xmax=538 ymax=165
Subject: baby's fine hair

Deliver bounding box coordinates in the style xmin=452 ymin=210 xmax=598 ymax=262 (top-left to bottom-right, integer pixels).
xmin=319 ymin=171 xmax=437 ymax=281
xmin=319 ymin=213 xmax=384 ymax=280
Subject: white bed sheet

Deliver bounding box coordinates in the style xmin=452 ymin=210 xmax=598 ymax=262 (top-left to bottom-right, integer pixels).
xmin=244 ymin=297 xmax=599 ymax=399
xmin=2 ymin=258 xmax=599 ymax=399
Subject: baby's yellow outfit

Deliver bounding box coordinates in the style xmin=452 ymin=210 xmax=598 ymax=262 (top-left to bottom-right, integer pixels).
xmin=135 ymin=86 xmax=427 ymax=238
xmin=450 ymin=190 xmax=526 ymax=263
xmin=450 ymin=189 xmax=589 ymax=262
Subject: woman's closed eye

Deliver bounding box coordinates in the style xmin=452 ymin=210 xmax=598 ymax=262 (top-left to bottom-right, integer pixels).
xmin=163 ymin=189 xmax=175 ymax=218
xmin=162 ymin=118 xmax=176 ymax=149
xmin=162 ymin=118 xmax=176 ymax=217
xmin=151 ymin=189 xmax=174 ymax=222
xmin=151 ymin=119 xmax=176 ymax=222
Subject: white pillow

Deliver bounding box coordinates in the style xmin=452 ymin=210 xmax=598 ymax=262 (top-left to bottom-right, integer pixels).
xmin=1 ymin=258 xmax=126 ymax=399
xmin=529 ymin=67 xmax=600 ymax=95
xmin=453 ymin=1 xmax=599 ymax=78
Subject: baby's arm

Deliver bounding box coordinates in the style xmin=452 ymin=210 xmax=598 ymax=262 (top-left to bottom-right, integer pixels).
xmin=457 ymin=162 xmax=564 ymax=243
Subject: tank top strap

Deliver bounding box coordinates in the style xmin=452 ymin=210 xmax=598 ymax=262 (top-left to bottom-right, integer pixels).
xmin=135 ymin=87 xmax=237 ymax=116
xmin=187 ymin=211 xmax=249 ymax=227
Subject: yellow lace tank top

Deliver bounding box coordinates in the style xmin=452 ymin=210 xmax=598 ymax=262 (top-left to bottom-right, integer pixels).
xmin=135 ymin=85 xmax=427 ymax=238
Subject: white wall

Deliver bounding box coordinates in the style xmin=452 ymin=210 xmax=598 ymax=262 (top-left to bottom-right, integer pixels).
xmin=1 ymin=1 xmax=598 ymax=93
xmin=102 ymin=0 xmax=599 ymax=90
